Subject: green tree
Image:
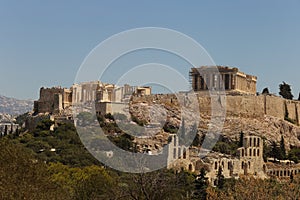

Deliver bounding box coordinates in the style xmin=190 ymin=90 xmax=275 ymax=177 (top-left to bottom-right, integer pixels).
xmin=279 ymin=81 xmax=293 ymax=100
xmin=262 ymin=87 xmax=269 ymax=94
xmin=15 ymin=127 xmax=19 ymax=137
xmin=288 ymin=147 xmax=300 ymax=163
xmin=279 ymin=136 xmax=286 ymax=160
xmin=270 ymin=141 xmax=280 ymax=161
xmin=194 ymin=168 xmax=208 ymax=199
xmin=0 ymin=139 xmax=68 ymax=199
xmin=216 ymin=166 xmax=225 ymax=189
xmin=35 ymin=119 xmax=54 ymax=131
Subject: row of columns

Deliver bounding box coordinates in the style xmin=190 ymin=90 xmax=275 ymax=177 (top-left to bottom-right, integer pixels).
xmin=73 ymin=87 xmax=96 ymax=103
xmin=268 ymin=168 xmax=300 ymax=177
xmin=193 ymin=73 xmax=235 ymax=91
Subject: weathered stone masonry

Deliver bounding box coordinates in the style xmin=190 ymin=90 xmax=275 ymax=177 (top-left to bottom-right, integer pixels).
xmin=190 ymin=66 xmax=257 ymax=95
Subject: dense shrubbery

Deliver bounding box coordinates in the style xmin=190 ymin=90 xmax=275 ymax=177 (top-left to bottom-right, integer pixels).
xmin=13 ymin=120 xmax=101 ymax=167
xmin=288 ymin=147 xmax=300 ymax=163
xmin=0 ymin=139 xmax=68 ymax=200
xmin=212 ymin=136 xmax=239 ymax=156
xmin=0 ymin=137 xmax=202 ymax=199
xmin=206 ymin=175 xmax=300 ymax=200
xmin=3 ymin=117 xmax=300 ymax=199
xmin=2 ymin=136 xmax=300 ymax=200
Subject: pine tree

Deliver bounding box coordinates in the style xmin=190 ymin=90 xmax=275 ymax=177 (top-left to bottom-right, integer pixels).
xmin=279 ymin=82 xmax=293 ymax=100
xmin=270 ymin=141 xmax=280 ymax=161
xmin=279 ymin=136 xmax=286 ymax=160
xmin=216 ymin=166 xmax=225 ymax=189
xmin=15 ymin=127 xmax=19 ymax=137
xmin=194 ymin=168 xmax=208 ymax=199
xmin=262 ymin=87 xmax=269 ymax=94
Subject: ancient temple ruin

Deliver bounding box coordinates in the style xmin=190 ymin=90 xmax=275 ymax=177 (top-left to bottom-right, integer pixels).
xmin=167 ymin=134 xmax=300 ymax=185
xmin=33 ymin=81 xmax=151 ymax=115
xmin=190 ymin=66 xmax=257 ymax=95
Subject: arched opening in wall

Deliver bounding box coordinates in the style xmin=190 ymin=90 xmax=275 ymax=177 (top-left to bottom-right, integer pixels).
xmin=242 ymin=161 xmax=244 ymax=169
xmin=222 ymin=161 xmax=224 ymax=168
xmin=288 ymin=171 xmax=290 ymax=176
xmin=213 ymin=179 xmax=217 ymax=187
xmin=257 ymin=138 xmax=260 ymax=147
xmin=173 ymin=148 xmax=176 ymax=159
xmin=249 ymin=149 xmax=252 ymax=157
xmin=242 ymin=149 xmax=244 ymax=157
xmin=253 ymin=149 xmax=256 ymax=156
xmin=254 ymin=138 xmax=256 ymax=147
xmin=215 ymin=162 xmax=218 ymax=170
xmin=189 ymin=164 xmax=193 ymax=171
xmin=228 ymin=162 xmax=231 ymax=170
xmin=263 ymin=165 xmax=266 ymax=173
xmin=257 ymin=149 xmax=260 ymax=157
xmin=250 ymin=138 xmax=252 ymax=147
xmin=276 ymin=171 xmax=279 ymax=176
xmin=178 ymin=147 xmax=181 ymax=159
xmin=174 ymin=136 xmax=177 ymax=146
xmin=244 ymin=163 xmax=248 ymax=175
xmin=183 ymin=149 xmax=187 ymax=159
xmin=284 ymin=170 xmax=287 ymax=176
xmin=280 ymin=171 xmax=283 ymax=176
xmin=248 ymin=161 xmax=251 ymax=169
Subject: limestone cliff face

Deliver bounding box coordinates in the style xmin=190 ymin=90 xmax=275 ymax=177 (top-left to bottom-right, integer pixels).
xmin=130 ymin=94 xmax=300 ymax=149
xmin=221 ymin=116 xmax=300 ymax=148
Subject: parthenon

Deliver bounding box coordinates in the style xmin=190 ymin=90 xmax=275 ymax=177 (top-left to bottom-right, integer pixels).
xmin=190 ymin=66 xmax=257 ymax=95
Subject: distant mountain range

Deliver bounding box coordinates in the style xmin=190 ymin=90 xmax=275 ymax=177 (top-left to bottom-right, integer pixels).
xmin=0 ymin=95 xmax=34 ymax=116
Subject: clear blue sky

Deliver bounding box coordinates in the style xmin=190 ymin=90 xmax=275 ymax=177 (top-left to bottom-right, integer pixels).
xmin=0 ymin=0 xmax=299 ymax=99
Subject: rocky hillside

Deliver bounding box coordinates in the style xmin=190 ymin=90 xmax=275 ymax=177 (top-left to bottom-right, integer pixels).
xmin=0 ymin=95 xmax=33 ymax=116
xmin=129 ymin=94 xmax=300 ymax=150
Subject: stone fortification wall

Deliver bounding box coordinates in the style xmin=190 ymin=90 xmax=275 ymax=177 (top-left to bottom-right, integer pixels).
xmin=34 ymin=87 xmax=72 ymax=114
xmin=132 ymin=94 xmax=300 ymax=126
xmin=199 ymin=95 xmax=300 ymax=125
xmin=265 ymin=96 xmax=285 ymax=119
